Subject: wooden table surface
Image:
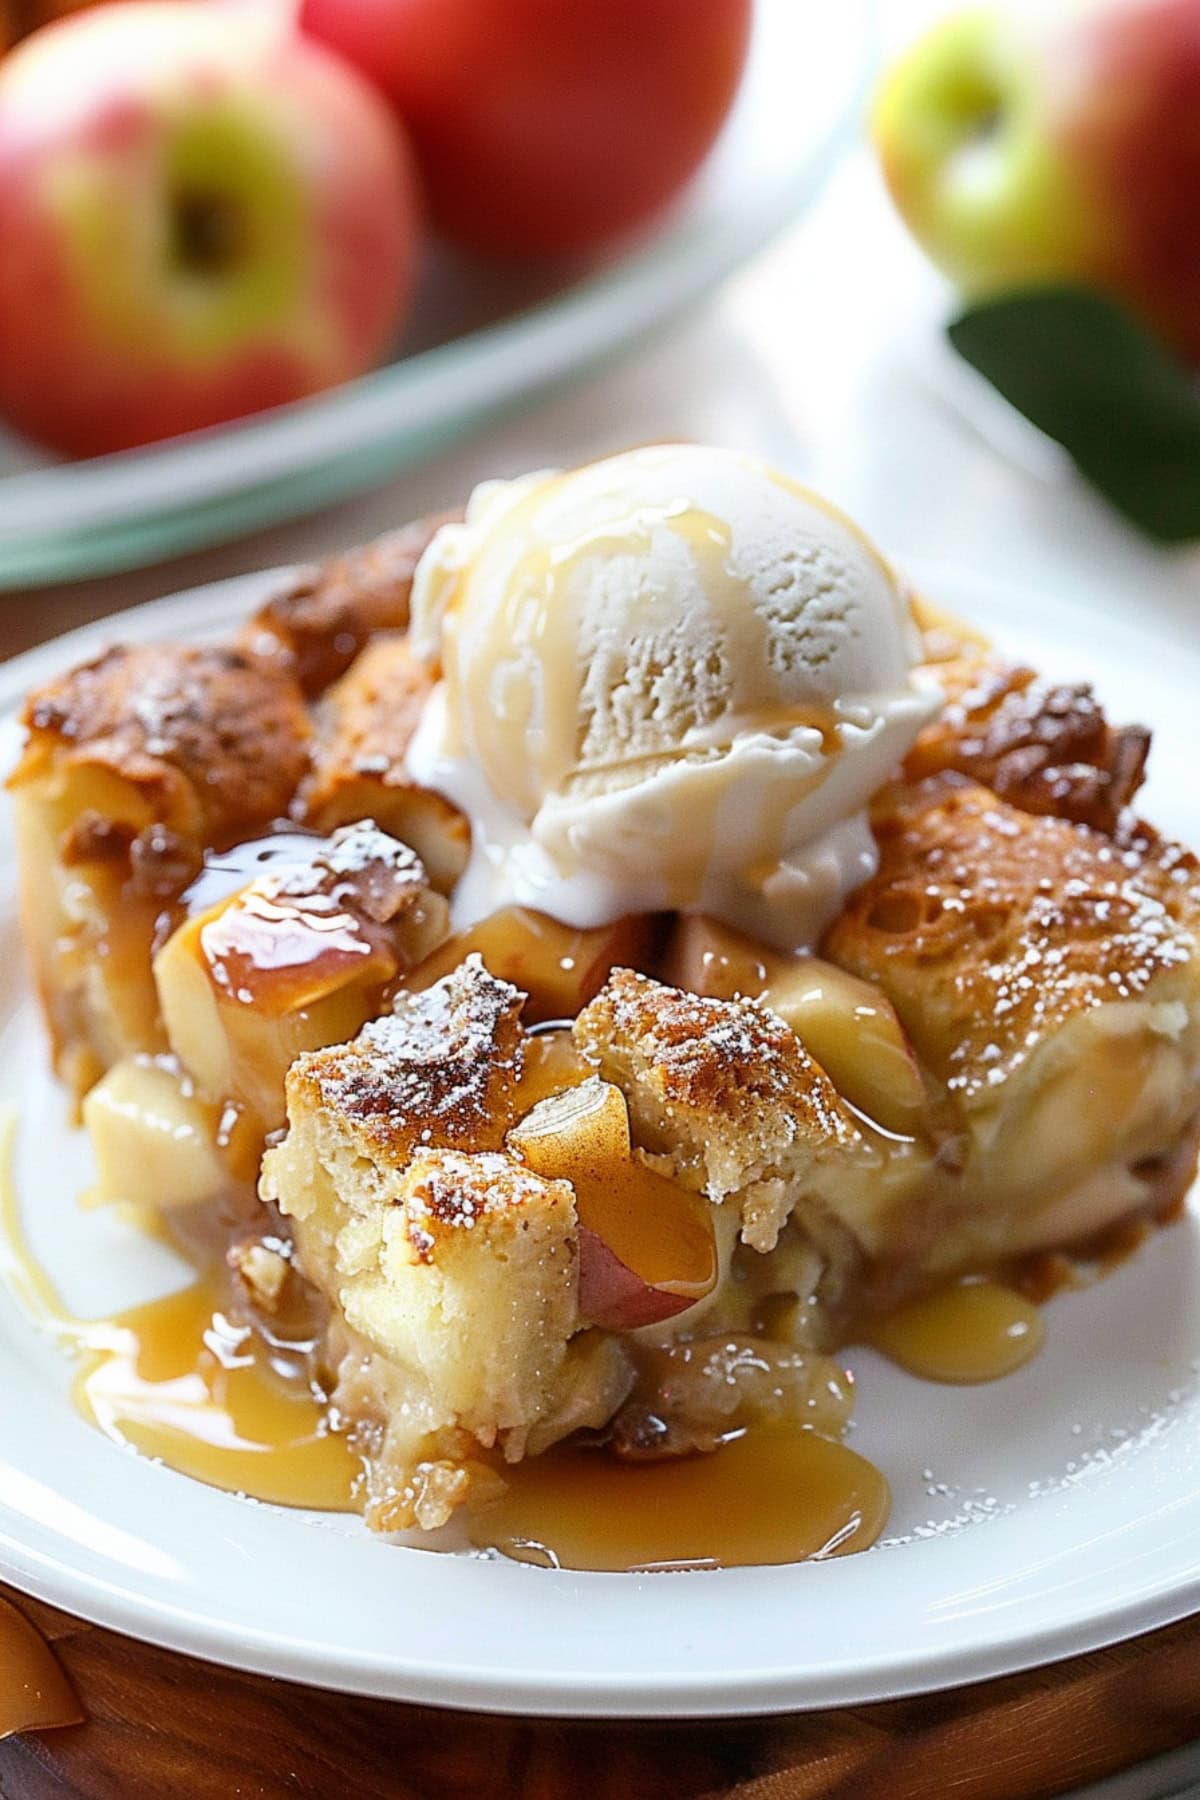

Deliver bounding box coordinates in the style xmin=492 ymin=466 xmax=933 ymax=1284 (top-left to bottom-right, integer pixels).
xmin=3 ymin=1584 xmax=1200 ymax=1800
xmin=3 ymin=557 xmax=1199 ymax=1799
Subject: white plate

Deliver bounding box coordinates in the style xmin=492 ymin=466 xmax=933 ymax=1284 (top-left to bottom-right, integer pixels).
xmin=0 ymin=560 xmax=1198 ymax=1718
xmin=0 ymin=0 xmax=872 ymax=587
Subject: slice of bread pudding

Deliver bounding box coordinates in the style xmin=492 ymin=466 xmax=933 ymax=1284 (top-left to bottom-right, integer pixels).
xmin=260 ymin=956 xmax=861 ymax=1527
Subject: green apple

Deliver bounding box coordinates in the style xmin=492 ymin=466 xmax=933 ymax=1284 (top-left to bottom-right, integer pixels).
xmin=0 ymin=2 xmax=421 ymax=457
xmin=874 ymin=0 xmax=1200 ymax=364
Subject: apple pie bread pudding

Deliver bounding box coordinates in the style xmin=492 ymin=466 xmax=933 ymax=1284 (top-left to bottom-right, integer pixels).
xmin=10 ymin=445 xmax=1199 ymax=1563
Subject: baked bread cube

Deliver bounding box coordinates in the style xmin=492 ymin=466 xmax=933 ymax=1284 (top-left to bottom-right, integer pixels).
xmin=8 ymin=641 xmax=310 ymax=1099
xmin=571 ymin=969 xmax=937 ymax=1342
xmin=576 ymin=970 xmax=874 ymax=1255
xmin=241 ymin=512 xmax=460 ymax=697
xmin=260 ymin=958 xmax=594 ymax=1528
xmin=297 ymin=634 xmax=470 ymax=893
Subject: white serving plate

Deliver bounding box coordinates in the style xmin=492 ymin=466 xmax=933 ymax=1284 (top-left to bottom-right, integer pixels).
xmin=0 ymin=0 xmax=872 ymax=587
xmin=0 ymin=559 xmax=1197 ymax=1718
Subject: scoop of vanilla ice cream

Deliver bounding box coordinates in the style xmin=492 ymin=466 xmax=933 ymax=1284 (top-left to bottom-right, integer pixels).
xmin=407 ymin=444 xmax=938 ymax=947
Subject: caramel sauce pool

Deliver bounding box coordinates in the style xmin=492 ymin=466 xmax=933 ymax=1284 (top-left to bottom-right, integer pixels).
xmin=0 ymin=1595 xmax=83 ymax=1740
xmin=2 ymin=1114 xmax=1047 ymax=1569
xmin=75 ymin=1277 xmax=360 ymax=1511
xmin=864 ymin=1279 xmax=1044 ymax=1383
xmin=2 ymin=1110 xmax=359 ymax=1512
xmin=470 ymin=1429 xmax=890 ymax=1571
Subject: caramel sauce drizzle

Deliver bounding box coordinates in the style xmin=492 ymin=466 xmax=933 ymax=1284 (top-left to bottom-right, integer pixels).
xmin=74 ymin=1278 xmax=360 ymax=1512
xmin=178 ymin=830 xmax=323 ymax=918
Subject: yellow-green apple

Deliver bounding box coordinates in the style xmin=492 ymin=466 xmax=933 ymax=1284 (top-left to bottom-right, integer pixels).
xmin=874 ymin=0 xmax=1200 ymax=364
xmin=0 ymin=2 xmax=421 ymax=456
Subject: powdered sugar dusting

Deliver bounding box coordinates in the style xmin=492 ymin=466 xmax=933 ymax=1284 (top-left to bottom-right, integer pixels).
xmin=829 ymin=781 xmax=1200 ymax=1105
xmin=295 ymin=954 xmax=524 ymax=1157
xmin=401 ymin=1149 xmax=566 ymax=1262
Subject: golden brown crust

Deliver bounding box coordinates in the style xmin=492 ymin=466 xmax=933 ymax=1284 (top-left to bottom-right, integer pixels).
xmin=241 ymin=513 xmax=462 ymax=697
xmin=284 ymin=954 xmax=525 ymax=1165
xmin=398 ymin=1148 xmax=574 ymax=1265
xmin=297 ymin=635 xmax=470 ymax=892
xmin=907 ymin=658 xmax=1149 ymax=835
xmin=574 ymin=968 xmax=865 ymax=1252
xmin=576 ymin=968 xmax=859 ymax=1153
xmin=12 ymin=641 xmax=311 ymax=853
xmin=825 ymin=777 xmax=1200 ymax=1108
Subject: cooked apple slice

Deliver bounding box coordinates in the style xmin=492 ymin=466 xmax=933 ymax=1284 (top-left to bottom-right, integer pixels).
xmin=154 ymin=824 xmax=447 ymax=1131
xmin=402 ymin=907 xmax=655 ymax=1023
xmin=83 ymin=1057 xmax=228 ymax=1212
xmin=509 ymin=1078 xmax=717 ymax=1330
xmin=664 ymin=916 xmax=927 ymax=1136
xmin=515 ymin=1027 xmax=593 ymax=1114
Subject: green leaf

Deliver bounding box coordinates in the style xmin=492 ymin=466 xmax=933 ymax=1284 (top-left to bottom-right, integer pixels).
xmin=948 ymin=287 xmax=1200 ymax=544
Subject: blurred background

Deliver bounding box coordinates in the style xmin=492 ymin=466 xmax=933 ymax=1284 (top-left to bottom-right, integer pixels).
xmin=0 ymin=0 xmax=1196 ymax=656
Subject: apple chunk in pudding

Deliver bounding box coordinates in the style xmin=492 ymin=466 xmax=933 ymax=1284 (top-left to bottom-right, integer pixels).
xmin=85 ymin=823 xmax=448 ymax=1213
xmin=400 ymin=906 xmax=659 ymax=1023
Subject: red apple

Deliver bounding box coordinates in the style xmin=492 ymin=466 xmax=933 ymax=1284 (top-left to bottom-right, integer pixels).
xmin=0 ymin=2 xmax=421 ymax=456
xmin=298 ymin=0 xmax=752 ymax=260
xmin=575 ymin=1225 xmax=704 ymax=1332
xmin=874 ymin=0 xmax=1200 ymax=364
